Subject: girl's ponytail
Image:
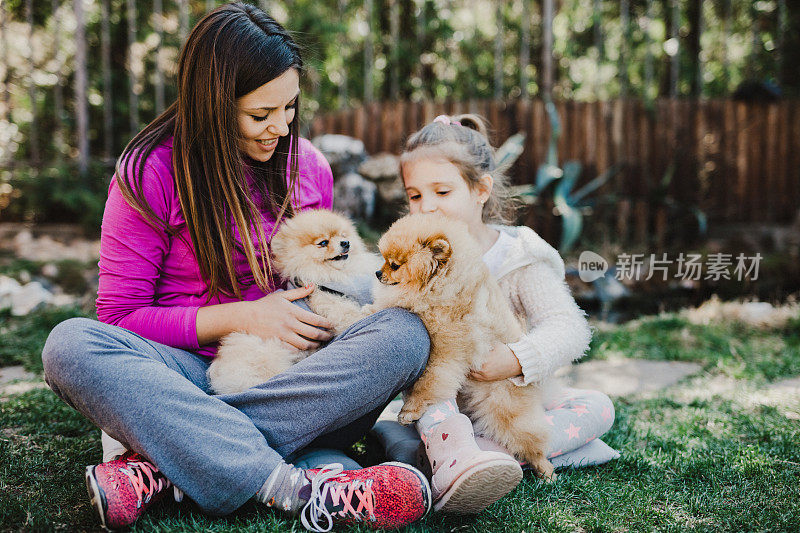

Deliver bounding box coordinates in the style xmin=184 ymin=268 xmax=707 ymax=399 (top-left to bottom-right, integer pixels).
xmin=451 ymin=114 xmax=490 ymax=141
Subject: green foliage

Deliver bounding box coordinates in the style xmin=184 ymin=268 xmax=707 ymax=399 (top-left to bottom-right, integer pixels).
xmin=0 ymin=163 xmax=110 ymax=236
xmin=51 ymin=260 xmax=92 ymax=295
xmin=0 ymin=306 xmax=91 ymax=373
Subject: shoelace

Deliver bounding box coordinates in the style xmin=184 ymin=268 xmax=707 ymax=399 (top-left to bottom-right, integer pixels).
xmin=118 ymin=458 xmax=172 ymax=508
xmin=300 ymin=463 xmax=376 ymax=533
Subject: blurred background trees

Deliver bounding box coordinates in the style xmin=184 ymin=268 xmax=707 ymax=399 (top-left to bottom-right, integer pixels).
xmin=1 ymin=0 xmax=796 ymax=169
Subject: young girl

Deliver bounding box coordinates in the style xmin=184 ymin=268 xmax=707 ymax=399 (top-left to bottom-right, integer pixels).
xmin=41 ymin=4 xmax=432 ymax=532
xmin=375 ymin=114 xmax=619 ymax=513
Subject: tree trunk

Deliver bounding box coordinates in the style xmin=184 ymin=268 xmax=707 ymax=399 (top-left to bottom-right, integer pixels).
xmin=541 ymin=0 xmax=554 ymax=99
xmin=101 ymin=0 xmax=113 ymax=160
xmin=74 ymin=0 xmax=89 ymax=176
xmin=619 ymin=0 xmax=629 ymax=98
xmin=52 ymin=0 xmax=65 ymax=159
xmin=390 ymin=0 xmax=399 ymax=99
xmin=686 ymin=0 xmax=702 ymax=96
xmin=126 ymin=0 xmax=139 ymax=135
xmin=26 ymin=0 xmax=39 ymax=164
xmin=776 ymin=0 xmax=787 ymax=88
xmin=520 ymin=0 xmax=530 ymax=98
xmin=779 ymin=0 xmax=800 ymax=91
xmin=670 ymin=0 xmax=680 ymax=96
xmin=1 ymin=1 xmax=12 ymax=168
xmin=179 ymin=0 xmax=189 ymax=44
xmin=494 ymin=2 xmax=503 ymax=100
xmin=417 ymin=0 xmax=428 ymax=99
xmin=593 ymin=0 xmax=603 ymax=59
xmin=644 ymin=0 xmax=654 ymax=101
xmin=154 ymin=0 xmax=165 ymax=114
xmin=338 ymin=0 xmax=349 ymax=108
xmin=364 ymin=0 xmax=373 ymax=103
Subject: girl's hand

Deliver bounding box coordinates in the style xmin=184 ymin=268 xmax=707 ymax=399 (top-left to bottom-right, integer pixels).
xmin=240 ymin=284 xmax=335 ymax=350
xmin=469 ymin=343 xmax=523 ymax=381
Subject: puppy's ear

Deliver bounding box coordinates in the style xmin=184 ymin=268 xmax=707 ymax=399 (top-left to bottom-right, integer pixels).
xmin=427 ymin=237 xmax=451 ymax=264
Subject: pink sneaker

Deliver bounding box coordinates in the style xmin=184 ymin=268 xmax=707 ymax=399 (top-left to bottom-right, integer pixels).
xmin=85 ymin=451 xmax=176 ymax=530
xmin=300 ymin=462 xmax=431 ymax=531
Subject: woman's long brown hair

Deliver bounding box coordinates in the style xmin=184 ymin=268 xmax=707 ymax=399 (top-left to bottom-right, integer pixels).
xmin=114 ymin=2 xmax=302 ymax=301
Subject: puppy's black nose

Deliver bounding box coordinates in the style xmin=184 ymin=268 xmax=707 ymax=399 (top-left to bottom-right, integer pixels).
xmin=375 ymin=270 xmax=382 ymax=281
xmin=341 ymin=241 xmax=350 ymax=252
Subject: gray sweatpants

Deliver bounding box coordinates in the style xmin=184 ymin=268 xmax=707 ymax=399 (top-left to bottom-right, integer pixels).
xmin=41 ymin=308 xmax=429 ymax=516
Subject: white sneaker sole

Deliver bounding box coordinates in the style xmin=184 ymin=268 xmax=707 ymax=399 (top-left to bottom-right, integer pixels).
xmin=433 ymin=458 xmax=523 ymax=514
xmin=85 ymin=465 xmax=110 ymax=531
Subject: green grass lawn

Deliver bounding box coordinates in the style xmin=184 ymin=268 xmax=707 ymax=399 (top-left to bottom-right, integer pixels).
xmin=1 ymin=306 xmax=799 ymax=532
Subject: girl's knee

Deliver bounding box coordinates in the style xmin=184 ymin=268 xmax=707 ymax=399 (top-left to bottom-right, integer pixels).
xmin=587 ymin=390 xmax=615 ymax=434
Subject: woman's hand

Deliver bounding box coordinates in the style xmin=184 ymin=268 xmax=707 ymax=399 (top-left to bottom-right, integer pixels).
xmin=196 ymin=284 xmax=334 ymax=349
xmin=469 ymin=343 xmax=523 ymax=382
xmin=241 ymin=284 xmax=335 ymax=350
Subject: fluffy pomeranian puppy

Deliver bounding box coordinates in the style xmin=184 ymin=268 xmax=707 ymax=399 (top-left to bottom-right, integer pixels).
xmin=373 ymin=213 xmax=554 ymax=478
xmin=207 ymin=209 xmax=379 ymax=394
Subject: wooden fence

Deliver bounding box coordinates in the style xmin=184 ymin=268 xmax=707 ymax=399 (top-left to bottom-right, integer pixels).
xmin=310 ymin=99 xmax=800 ymax=241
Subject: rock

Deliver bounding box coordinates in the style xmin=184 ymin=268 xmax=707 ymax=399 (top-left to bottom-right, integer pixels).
xmin=311 ymin=134 xmax=368 ymax=178
xmin=358 ymin=153 xmax=400 ymax=182
xmin=333 ymin=172 xmax=377 ymax=221
xmin=681 ymin=295 xmax=799 ymax=329
xmin=10 ymin=281 xmax=53 ymax=316
xmin=0 ymin=366 xmax=47 ymax=400
xmin=11 ymin=229 xmax=100 ymax=263
xmin=51 ymin=293 xmax=79 ymax=308
xmin=0 ymin=275 xmax=21 ymax=310
xmin=41 ymin=263 xmax=59 ymax=278
xmin=375 ymin=177 xmax=407 ymax=205
xmin=0 ymin=366 xmax=37 ymax=384
xmin=555 ymin=357 xmax=703 ymax=398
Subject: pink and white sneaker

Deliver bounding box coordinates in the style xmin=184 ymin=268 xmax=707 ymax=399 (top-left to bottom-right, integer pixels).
xmin=85 ymin=451 xmax=178 ymax=530
xmin=300 ymin=462 xmax=432 ymax=532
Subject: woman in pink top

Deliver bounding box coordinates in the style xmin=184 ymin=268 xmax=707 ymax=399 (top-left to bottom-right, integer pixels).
xmin=41 ymin=4 xmax=432 ymax=531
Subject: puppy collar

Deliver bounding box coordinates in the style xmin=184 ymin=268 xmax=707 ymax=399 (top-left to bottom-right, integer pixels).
xmin=292 ymin=277 xmax=352 ymax=300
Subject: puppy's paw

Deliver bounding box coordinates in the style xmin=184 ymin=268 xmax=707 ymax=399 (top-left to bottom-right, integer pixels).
xmin=397 ymin=400 xmax=425 ymax=426
xmin=532 ymin=458 xmax=556 ymax=482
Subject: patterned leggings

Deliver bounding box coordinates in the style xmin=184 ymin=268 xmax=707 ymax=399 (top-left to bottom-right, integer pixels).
xmin=541 ymin=387 xmax=615 ymax=458
xmin=416 ymin=386 xmax=616 ymax=460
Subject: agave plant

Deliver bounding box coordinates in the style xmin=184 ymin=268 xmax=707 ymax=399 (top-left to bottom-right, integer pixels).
xmin=509 ymin=98 xmax=621 ymax=253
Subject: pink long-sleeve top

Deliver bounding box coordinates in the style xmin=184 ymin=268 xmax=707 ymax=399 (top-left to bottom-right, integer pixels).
xmin=96 ymin=136 xmax=333 ymax=358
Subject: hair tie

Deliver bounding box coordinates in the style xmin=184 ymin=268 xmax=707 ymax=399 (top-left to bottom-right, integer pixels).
xmin=432 ymin=115 xmax=461 ymax=127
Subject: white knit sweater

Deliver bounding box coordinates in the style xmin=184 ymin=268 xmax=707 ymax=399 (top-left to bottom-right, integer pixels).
xmin=483 ymin=224 xmax=593 ymax=386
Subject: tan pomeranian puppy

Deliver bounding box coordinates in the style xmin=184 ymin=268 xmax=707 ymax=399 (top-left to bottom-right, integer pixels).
xmin=373 ymin=213 xmax=554 ymax=478
xmin=207 ymin=209 xmax=379 ymax=394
